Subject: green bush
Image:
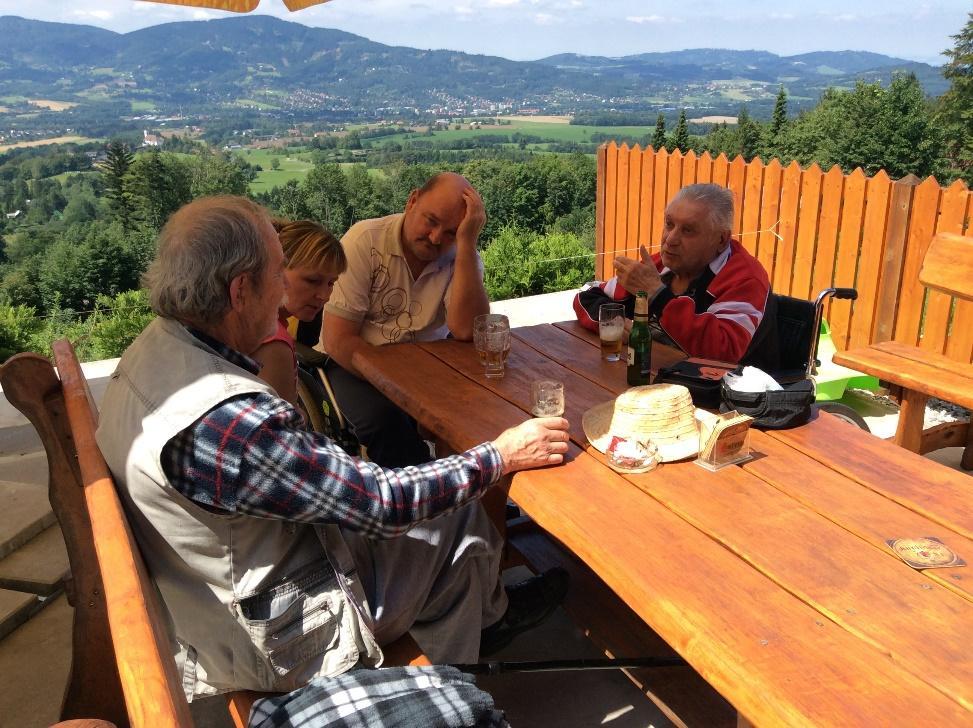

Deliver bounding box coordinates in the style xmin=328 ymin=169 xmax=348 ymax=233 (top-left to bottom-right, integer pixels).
xmin=0 ymin=303 xmax=41 ymax=362
xmin=483 ymin=226 xmax=594 ymax=301
xmin=86 ymin=290 xmax=155 ymax=360
xmin=30 ymin=289 xmax=154 ymax=362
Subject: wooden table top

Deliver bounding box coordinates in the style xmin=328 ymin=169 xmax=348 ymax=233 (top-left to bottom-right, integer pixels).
xmin=353 ymin=321 xmax=973 ymax=727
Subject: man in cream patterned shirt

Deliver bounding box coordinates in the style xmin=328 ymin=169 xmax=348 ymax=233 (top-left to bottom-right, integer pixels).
xmin=320 ymin=172 xmax=491 ymax=467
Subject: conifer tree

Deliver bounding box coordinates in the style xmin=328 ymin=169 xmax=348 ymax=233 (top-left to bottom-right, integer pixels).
xmin=935 ymin=12 xmax=973 ymax=183
xmin=672 ymin=110 xmax=690 ymax=152
xmin=737 ymin=106 xmax=761 ymax=161
xmin=767 ymin=86 xmax=788 ymax=157
xmin=99 ymin=141 xmax=134 ymax=229
xmin=651 ymin=113 xmax=667 ymax=151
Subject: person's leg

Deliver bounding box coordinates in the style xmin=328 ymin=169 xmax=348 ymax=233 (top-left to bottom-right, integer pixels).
xmin=323 ymin=358 xmax=431 ymax=468
xmin=346 ymin=501 xmax=508 ymax=665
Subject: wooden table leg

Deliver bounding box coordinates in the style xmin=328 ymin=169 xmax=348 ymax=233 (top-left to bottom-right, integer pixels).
xmin=895 ymin=388 xmax=928 ymax=453
xmin=962 ymin=422 xmax=973 ymax=471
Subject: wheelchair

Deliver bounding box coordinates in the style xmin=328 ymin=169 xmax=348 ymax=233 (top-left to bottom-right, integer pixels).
xmin=293 ymin=342 xmax=365 ymax=458
xmin=772 ymin=287 xmax=871 ymax=431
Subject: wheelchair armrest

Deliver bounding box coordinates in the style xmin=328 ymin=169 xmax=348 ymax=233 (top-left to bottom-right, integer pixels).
xmin=295 ymin=342 xmax=329 ymax=367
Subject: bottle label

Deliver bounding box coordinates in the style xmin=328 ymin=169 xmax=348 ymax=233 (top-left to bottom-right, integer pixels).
xmin=627 ymin=346 xmax=635 ymax=365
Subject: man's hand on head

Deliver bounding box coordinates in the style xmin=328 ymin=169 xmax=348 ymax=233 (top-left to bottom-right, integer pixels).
xmin=456 ymin=187 xmax=486 ymax=250
xmin=492 ymin=417 xmax=571 ymax=474
xmin=613 ymin=245 xmax=663 ymax=297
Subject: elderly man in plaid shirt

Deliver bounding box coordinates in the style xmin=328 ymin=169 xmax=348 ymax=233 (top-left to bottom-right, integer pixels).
xmin=95 ymin=196 xmax=570 ymax=723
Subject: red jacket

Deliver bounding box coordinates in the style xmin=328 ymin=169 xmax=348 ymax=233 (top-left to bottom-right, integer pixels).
xmin=573 ymin=240 xmax=777 ymax=368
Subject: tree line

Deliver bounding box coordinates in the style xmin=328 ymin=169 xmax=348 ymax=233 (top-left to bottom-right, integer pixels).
xmin=0 ymin=148 xmax=597 ymax=361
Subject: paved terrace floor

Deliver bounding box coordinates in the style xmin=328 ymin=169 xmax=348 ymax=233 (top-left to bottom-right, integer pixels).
xmin=0 ymin=290 xmax=967 ymax=727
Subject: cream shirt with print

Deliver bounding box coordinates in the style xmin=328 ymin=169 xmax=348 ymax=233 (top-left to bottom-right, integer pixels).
xmin=324 ymin=213 xmax=484 ymax=347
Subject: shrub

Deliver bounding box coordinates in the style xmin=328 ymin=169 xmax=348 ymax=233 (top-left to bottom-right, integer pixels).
xmin=29 ymin=289 xmax=154 ymax=362
xmin=0 ymin=303 xmax=41 ymax=362
xmin=87 ymin=289 xmax=155 ymax=360
xmin=482 ymin=226 xmax=594 ymax=301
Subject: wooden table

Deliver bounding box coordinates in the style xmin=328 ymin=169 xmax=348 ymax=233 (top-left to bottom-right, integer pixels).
xmin=353 ymin=321 xmax=973 ymax=727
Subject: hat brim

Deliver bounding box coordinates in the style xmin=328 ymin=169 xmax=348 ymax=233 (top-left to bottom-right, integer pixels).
xmin=582 ymin=399 xmax=701 ymax=463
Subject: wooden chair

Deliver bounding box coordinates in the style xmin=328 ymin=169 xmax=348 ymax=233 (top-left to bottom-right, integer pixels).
xmin=0 ymin=340 xmax=428 ymax=728
xmin=834 ymin=232 xmax=973 ymax=469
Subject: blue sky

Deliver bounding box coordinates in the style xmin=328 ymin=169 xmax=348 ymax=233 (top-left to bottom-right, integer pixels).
xmin=1 ymin=0 xmax=969 ymax=64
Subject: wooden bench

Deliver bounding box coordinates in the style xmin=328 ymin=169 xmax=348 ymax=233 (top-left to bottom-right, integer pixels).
xmin=0 ymin=339 xmax=428 ymax=728
xmin=834 ymin=232 xmax=973 ymax=470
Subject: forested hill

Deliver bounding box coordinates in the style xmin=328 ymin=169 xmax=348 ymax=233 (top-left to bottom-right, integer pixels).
xmin=0 ymin=15 xmax=946 ymax=117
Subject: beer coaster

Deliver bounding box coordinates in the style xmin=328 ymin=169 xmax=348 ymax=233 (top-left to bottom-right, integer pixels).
xmin=885 ymin=537 xmax=965 ymax=570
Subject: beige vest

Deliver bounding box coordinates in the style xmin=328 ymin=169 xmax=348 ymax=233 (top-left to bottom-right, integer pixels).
xmin=96 ymin=318 xmax=382 ymax=700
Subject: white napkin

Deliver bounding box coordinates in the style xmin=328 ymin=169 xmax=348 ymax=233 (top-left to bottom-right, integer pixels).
xmin=723 ymin=366 xmax=783 ymax=392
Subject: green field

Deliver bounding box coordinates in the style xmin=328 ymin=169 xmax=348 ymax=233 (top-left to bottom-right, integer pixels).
xmin=49 ymin=169 xmax=99 ymax=183
xmin=235 ymin=148 xmax=316 ymax=193
xmin=233 ymin=99 xmax=281 ymax=110
xmin=361 ymin=120 xmax=654 ymax=148
xmin=234 ymin=119 xmax=655 ymax=193
xmin=130 ymin=100 xmax=156 ymax=112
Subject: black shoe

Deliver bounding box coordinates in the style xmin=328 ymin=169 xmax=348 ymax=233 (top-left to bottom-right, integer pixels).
xmin=479 ymin=566 xmax=570 ymax=657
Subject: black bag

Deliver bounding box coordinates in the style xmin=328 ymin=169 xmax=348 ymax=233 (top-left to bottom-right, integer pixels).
xmin=654 ymin=358 xmax=737 ymax=409
xmin=720 ymin=376 xmax=815 ymax=429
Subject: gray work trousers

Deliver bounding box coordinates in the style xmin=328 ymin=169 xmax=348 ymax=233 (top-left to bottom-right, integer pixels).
xmin=343 ymin=499 xmax=508 ymax=665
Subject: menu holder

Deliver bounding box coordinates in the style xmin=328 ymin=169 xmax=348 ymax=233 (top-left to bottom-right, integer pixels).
xmin=694 ymin=409 xmax=754 ymax=471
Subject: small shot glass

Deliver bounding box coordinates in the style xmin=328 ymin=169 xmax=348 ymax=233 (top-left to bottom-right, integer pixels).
xmin=530 ymin=379 xmax=565 ymax=417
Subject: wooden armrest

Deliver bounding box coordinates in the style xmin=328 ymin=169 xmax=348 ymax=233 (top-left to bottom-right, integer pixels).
xmin=50 ymin=721 xmax=119 ymax=728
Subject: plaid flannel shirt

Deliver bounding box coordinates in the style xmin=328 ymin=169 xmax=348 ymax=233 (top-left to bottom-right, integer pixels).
xmin=249 ymin=666 xmax=508 ymax=728
xmin=161 ymin=329 xmax=504 ymax=538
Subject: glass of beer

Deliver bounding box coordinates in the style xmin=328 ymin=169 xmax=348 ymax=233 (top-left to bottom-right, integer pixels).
xmin=475 ymin=314 xmax=510 ymax=369
xmin=531 ymin=380 xmax=565 ymax=417
xmin=483 ymin=327 xmax=510 ymax=378
xmin=599 ymin=303 xmax=625 ymax=362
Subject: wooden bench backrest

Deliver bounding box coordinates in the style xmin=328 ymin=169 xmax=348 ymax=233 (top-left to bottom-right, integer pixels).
xmin=919 ymin=232 xmax=973 ymax=302
xmin=0 ymin=341 xmax=192 ymax=728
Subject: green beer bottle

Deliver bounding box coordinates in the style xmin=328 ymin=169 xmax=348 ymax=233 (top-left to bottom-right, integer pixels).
xmin=627 ymin=291 xmax=651 ymax=386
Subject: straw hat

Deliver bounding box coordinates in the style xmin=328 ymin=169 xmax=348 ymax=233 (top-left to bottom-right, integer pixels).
xmin=583 ymin=384 xmax=700 ymax=462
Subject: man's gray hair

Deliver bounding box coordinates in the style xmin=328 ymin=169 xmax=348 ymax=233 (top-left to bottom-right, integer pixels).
xmin=671 ymin=184 xmax=735 ymax=233
xmin=144 ymin=196 xmax=270 ymax=327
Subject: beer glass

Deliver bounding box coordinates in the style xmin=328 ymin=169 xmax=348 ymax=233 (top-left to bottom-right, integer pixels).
xmin=599 ymin=303 xmax=625 ymax=362
xmin=483 ymin=327 xmax=510 ymax=378
xmin=474 ymin=314 xmax=510 ymax=369
xmin=531 ymin=380 xmax=565 ymax=417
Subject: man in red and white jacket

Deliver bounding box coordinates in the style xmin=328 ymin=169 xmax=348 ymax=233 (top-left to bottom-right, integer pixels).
xmin=574 ymin=184 xmax=779 ymax=371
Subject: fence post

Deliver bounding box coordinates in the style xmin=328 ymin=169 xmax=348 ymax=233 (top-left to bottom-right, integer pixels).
xmin=873 ymin=174 xmax=919 ymax=343
xmin=595 ymin=143 xmax=608 ymax=280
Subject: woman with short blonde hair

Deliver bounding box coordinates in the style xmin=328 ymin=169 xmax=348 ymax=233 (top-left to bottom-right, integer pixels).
xmin=253 ymin=219 xmax=346 ymax=409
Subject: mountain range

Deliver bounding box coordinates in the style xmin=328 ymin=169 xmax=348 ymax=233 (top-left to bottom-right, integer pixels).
xmin=0 ymin=15 xmax=948 ymax=120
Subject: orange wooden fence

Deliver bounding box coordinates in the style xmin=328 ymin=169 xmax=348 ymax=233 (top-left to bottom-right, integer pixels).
xmin=596 ymin=143 xmax=973 ymax=364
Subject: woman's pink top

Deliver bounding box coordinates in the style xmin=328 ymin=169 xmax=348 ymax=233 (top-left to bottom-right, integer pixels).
xmin=260 ymin=318 xmax=298 ymax=388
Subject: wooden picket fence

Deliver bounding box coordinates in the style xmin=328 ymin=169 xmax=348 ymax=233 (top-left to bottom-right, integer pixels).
xmin=595 ymin=143 xmax=973 ymax=364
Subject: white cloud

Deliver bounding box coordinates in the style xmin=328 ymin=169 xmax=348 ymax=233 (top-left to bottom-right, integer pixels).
xmin=192 ymin=10 xmax=216 ymax=20
xmin=534 ymin=12 xmax=558 ymax=25
xmin=488 ymin=0 xmax=521 ymax=5
xmin=831 ymin=13 xmax=857 ymax=22
xmin=71 ymin=9 xmax=113 ymax=20
xmin=626 ymin=15 xmax=680 ymax=24
xmin=768 ymin=12 xmax=795 ymax=20
xmin=454 ymin=5 xmax=474 ymax=14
